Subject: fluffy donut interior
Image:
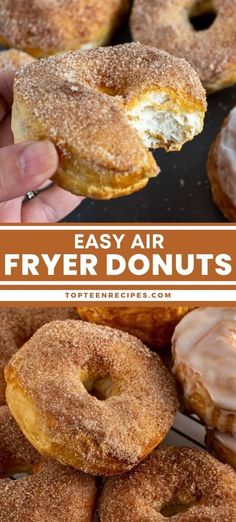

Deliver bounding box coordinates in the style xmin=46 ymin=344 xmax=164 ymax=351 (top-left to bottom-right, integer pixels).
xmin=126 ymin=91 xmax=203 ymax=151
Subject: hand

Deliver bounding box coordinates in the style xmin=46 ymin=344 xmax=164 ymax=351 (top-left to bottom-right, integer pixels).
xmin=0 ymin=71 xmax=84 ymax=222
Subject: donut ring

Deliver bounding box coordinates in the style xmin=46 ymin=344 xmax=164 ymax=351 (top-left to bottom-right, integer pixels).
xmin=172 ymin=307 xmax=236 ymax=434
xmin=77 ymin=306 xmax=192 ymax=351
xmin=208 ymin=107 xmax=236 ymax=221
xmin=0 ymin=307 xmax=77 ymax=406
xmin=5 ymin=320 xmax=178 ymax=475
xmin=0 ymin=407 xmax=97 ymax=522
xmin=131 ymin=0 xmax=236 ymax=93
xmin=12 ymin=43 xmax=206 ymax=200
xmin=0 ymin=49 xmax=34 ymax=72
xmin=0 ymin=0 xmax=129 ymax=58
xmin=206 ymin=429 xmax=236 ymax=470
xmin=99 ymin=446 xmax=236 ymax=521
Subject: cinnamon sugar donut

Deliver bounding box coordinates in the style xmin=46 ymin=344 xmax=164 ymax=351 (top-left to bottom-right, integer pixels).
xmin=0 ymin=0 xmax=129 ymax=58
xmin=0 ymin=406 xmax=97 ymax=522
xmin=208 ymin=107 xmax=236 ymax=221
xmin=77 ymin=306 xmax=191 ymax=350
xmin=0 ymin=49 xmax=34 ymax=72
xmin=206 ymin=429 xmax=236 ymax=470
xmin=12 ymin=43 xmax=207 ymax=199
xmin=131 ymin=0 xmax=236 ymax=93
xmin=5 ymin=320 xmax=178 ymax=475
xmin=0 ymin=307 xmax=77 ymax=406
xmin=99 ymin=446 xmax=236 ymax=521
xmin=172 ymin=307 xmax=236 ymax=434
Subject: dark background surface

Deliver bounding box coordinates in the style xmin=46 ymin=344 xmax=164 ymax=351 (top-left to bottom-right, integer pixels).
xmin=65 ymin=23 xmax=235 ymax=223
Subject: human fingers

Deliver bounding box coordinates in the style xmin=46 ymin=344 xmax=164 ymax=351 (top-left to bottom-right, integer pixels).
xmin=0 ymin=140 xmax=59 ymax=202
xmin=0 ymin=71 xmax=15 ymax=123
xmin=21 ymin=184 xmax=84 ymax=222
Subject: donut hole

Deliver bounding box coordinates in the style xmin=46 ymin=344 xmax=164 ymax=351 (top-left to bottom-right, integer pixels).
xmin=160 ymin=499 xmax=196 ymax=517
xmin=189 ymin=0 xmax=217 ymax=31
xmin=82 ymin=376 xmax=117 ymax=401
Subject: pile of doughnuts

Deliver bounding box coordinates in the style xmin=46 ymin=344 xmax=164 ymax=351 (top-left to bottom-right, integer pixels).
xmin=0 ymin=308 xmax=236 ymax=521
xmin=172 ymin=307 xmax=236 ymax=472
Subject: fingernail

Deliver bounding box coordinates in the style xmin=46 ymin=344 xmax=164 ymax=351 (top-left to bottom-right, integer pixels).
xmin=19 ymin=140 xmax=58 ymax=178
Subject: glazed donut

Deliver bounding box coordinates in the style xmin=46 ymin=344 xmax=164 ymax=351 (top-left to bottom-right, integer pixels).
xmin=208 ymin=107 xmax=236 ymax=221
xmin=206 ymin=429 xmax=236 ymax=470
xmin=172 ymin=307 xmax=236 ymax=434
xmin=12 ymin=43 xmax=207 ymax=200
xmin=0 ymin=49 xmax=34 ymax=72
xmin=5 ymin=320 xmax=178 ymax=475
xmin=99 ymin=446 xmax=236 ymax=521
xmin=0 ymin=307 xmax=77 ymax=406
xmin=131 ymin=0 xmax=236 ymax=93
xmin=0 ymin=0 xmax=129 ymax=58
xmin=77 ymin=306 xmax=191 ymax=351
xmin=0 ymin=407 xmax=97 ymax=522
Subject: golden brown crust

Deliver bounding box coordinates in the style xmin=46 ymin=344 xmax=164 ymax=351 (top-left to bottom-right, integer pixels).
xmin=131 ymin=0 xmax=236 ymax=93
xmin=77 ymin=306 xmax=191 ymax=350
xmin=0 ymin=0 xmax=129 ymax=57
xmin=207 ymin=111 xmax=236 ymax=221
xmin=5 ymin=320 xmax=178 ymax=475
xmin=0 ymin=49 xmax=34 ymax=72
xmin=12 ymin=43 xmax=206 ymax=199
xmin=206 ymin=430 xmax=236 ymax=470
xmin=99 ymin=446 xmax=236 ymax=521
xmin=0 ymin=307 xmax=77 ymax=406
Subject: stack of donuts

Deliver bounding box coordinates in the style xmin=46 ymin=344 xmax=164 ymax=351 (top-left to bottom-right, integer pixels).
xmin=172 ymin=307 xmax=236 ymax=473
xmin=0 ymin=307 xmax=236 ymax=520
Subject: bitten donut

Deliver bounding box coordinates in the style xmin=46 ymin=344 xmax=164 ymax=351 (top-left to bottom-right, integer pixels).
xmin=172 ymin=307 xmax=236 ymax=433
xmin=77 ymin=306 xmax=191 ymax=350
xmin=208 ymin=107 xmax=236 ymax=221
xmin=131 ymin=0 xmax=236 ymax=93
xmin=0 ymin=49 xmax=34 ymax=72
xmin=99 ymin=446 xmax=236 ymax=521
xmin=0 ymin=406 xmax=97 ymax=522
xmin=206 ymin=429 xmax=236 ymax=470
xmin=5 ymin=320 xmax=178 ymax=475
xmin=0 ymin=0 xmax=129 ymax=57
xmin=0 ymin=307 xmax=77 ymax=406
xmin=12 ymin=43 xmax=207 ymax=199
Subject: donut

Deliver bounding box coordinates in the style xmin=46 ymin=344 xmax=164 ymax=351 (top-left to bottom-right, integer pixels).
xmin=0 ymin=406 xmax=97 ymax=522
xmin=4 ymin=320 xmax=178 ymax=475
xmin=99 ymin=446 xmax=236 ymax=521
xmin=12 ymin=43 xmax=207 ymax=200
xmin=0 ymin=0 xmax=129 ymax=58
xmin=0 ymin=307 xmax=77 ymax=406
xmin=172 ymin=307 xmax=236 ymax=434
xmin=208 ymin=107 xmax=236 ymax=221
xmin=206 ymin=429 xmax=236 ymax=470
xmin=131 ymin=0 xmax=236 ymax=93
xmin=0 ymin=49 xmax=34 ymax=72
xmin=77 ymin=306 xmax=191 ymax=351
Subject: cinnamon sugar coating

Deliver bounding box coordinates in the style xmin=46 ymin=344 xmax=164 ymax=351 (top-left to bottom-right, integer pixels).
xmin=0 ymin=307 xmax=77 ymax=405
xmin=0 ymin=49 xmax=34 ymax=72
xmin=0 ymin=0 xmax=129 ymax=57
xmin=131 ymin=0 xmax=236 ymax=93
xmin=12 ymin=43 xmax=206 ymax=199
xmin=5 ymin=320 xmax=178 ymax=475
xmin=77 ymin=306 xmax=192 ymax=350
xmin=0 ymin=406 xmax=97 ymax=521
xmin=99 ymin=446 xmax=236 ymax=521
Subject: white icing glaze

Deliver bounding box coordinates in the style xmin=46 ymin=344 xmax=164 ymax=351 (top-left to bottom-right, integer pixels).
xmin=217 ymin=107 xmax=236 ymax=204
xmin=213 ymin=430 xmax=236 ymax=453
xmin=172 ymin=308 xmax=236 ymax=425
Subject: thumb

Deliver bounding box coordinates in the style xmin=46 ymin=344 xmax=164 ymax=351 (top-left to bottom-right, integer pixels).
xmin=0 ymin=140 xmax=59 ymax=202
